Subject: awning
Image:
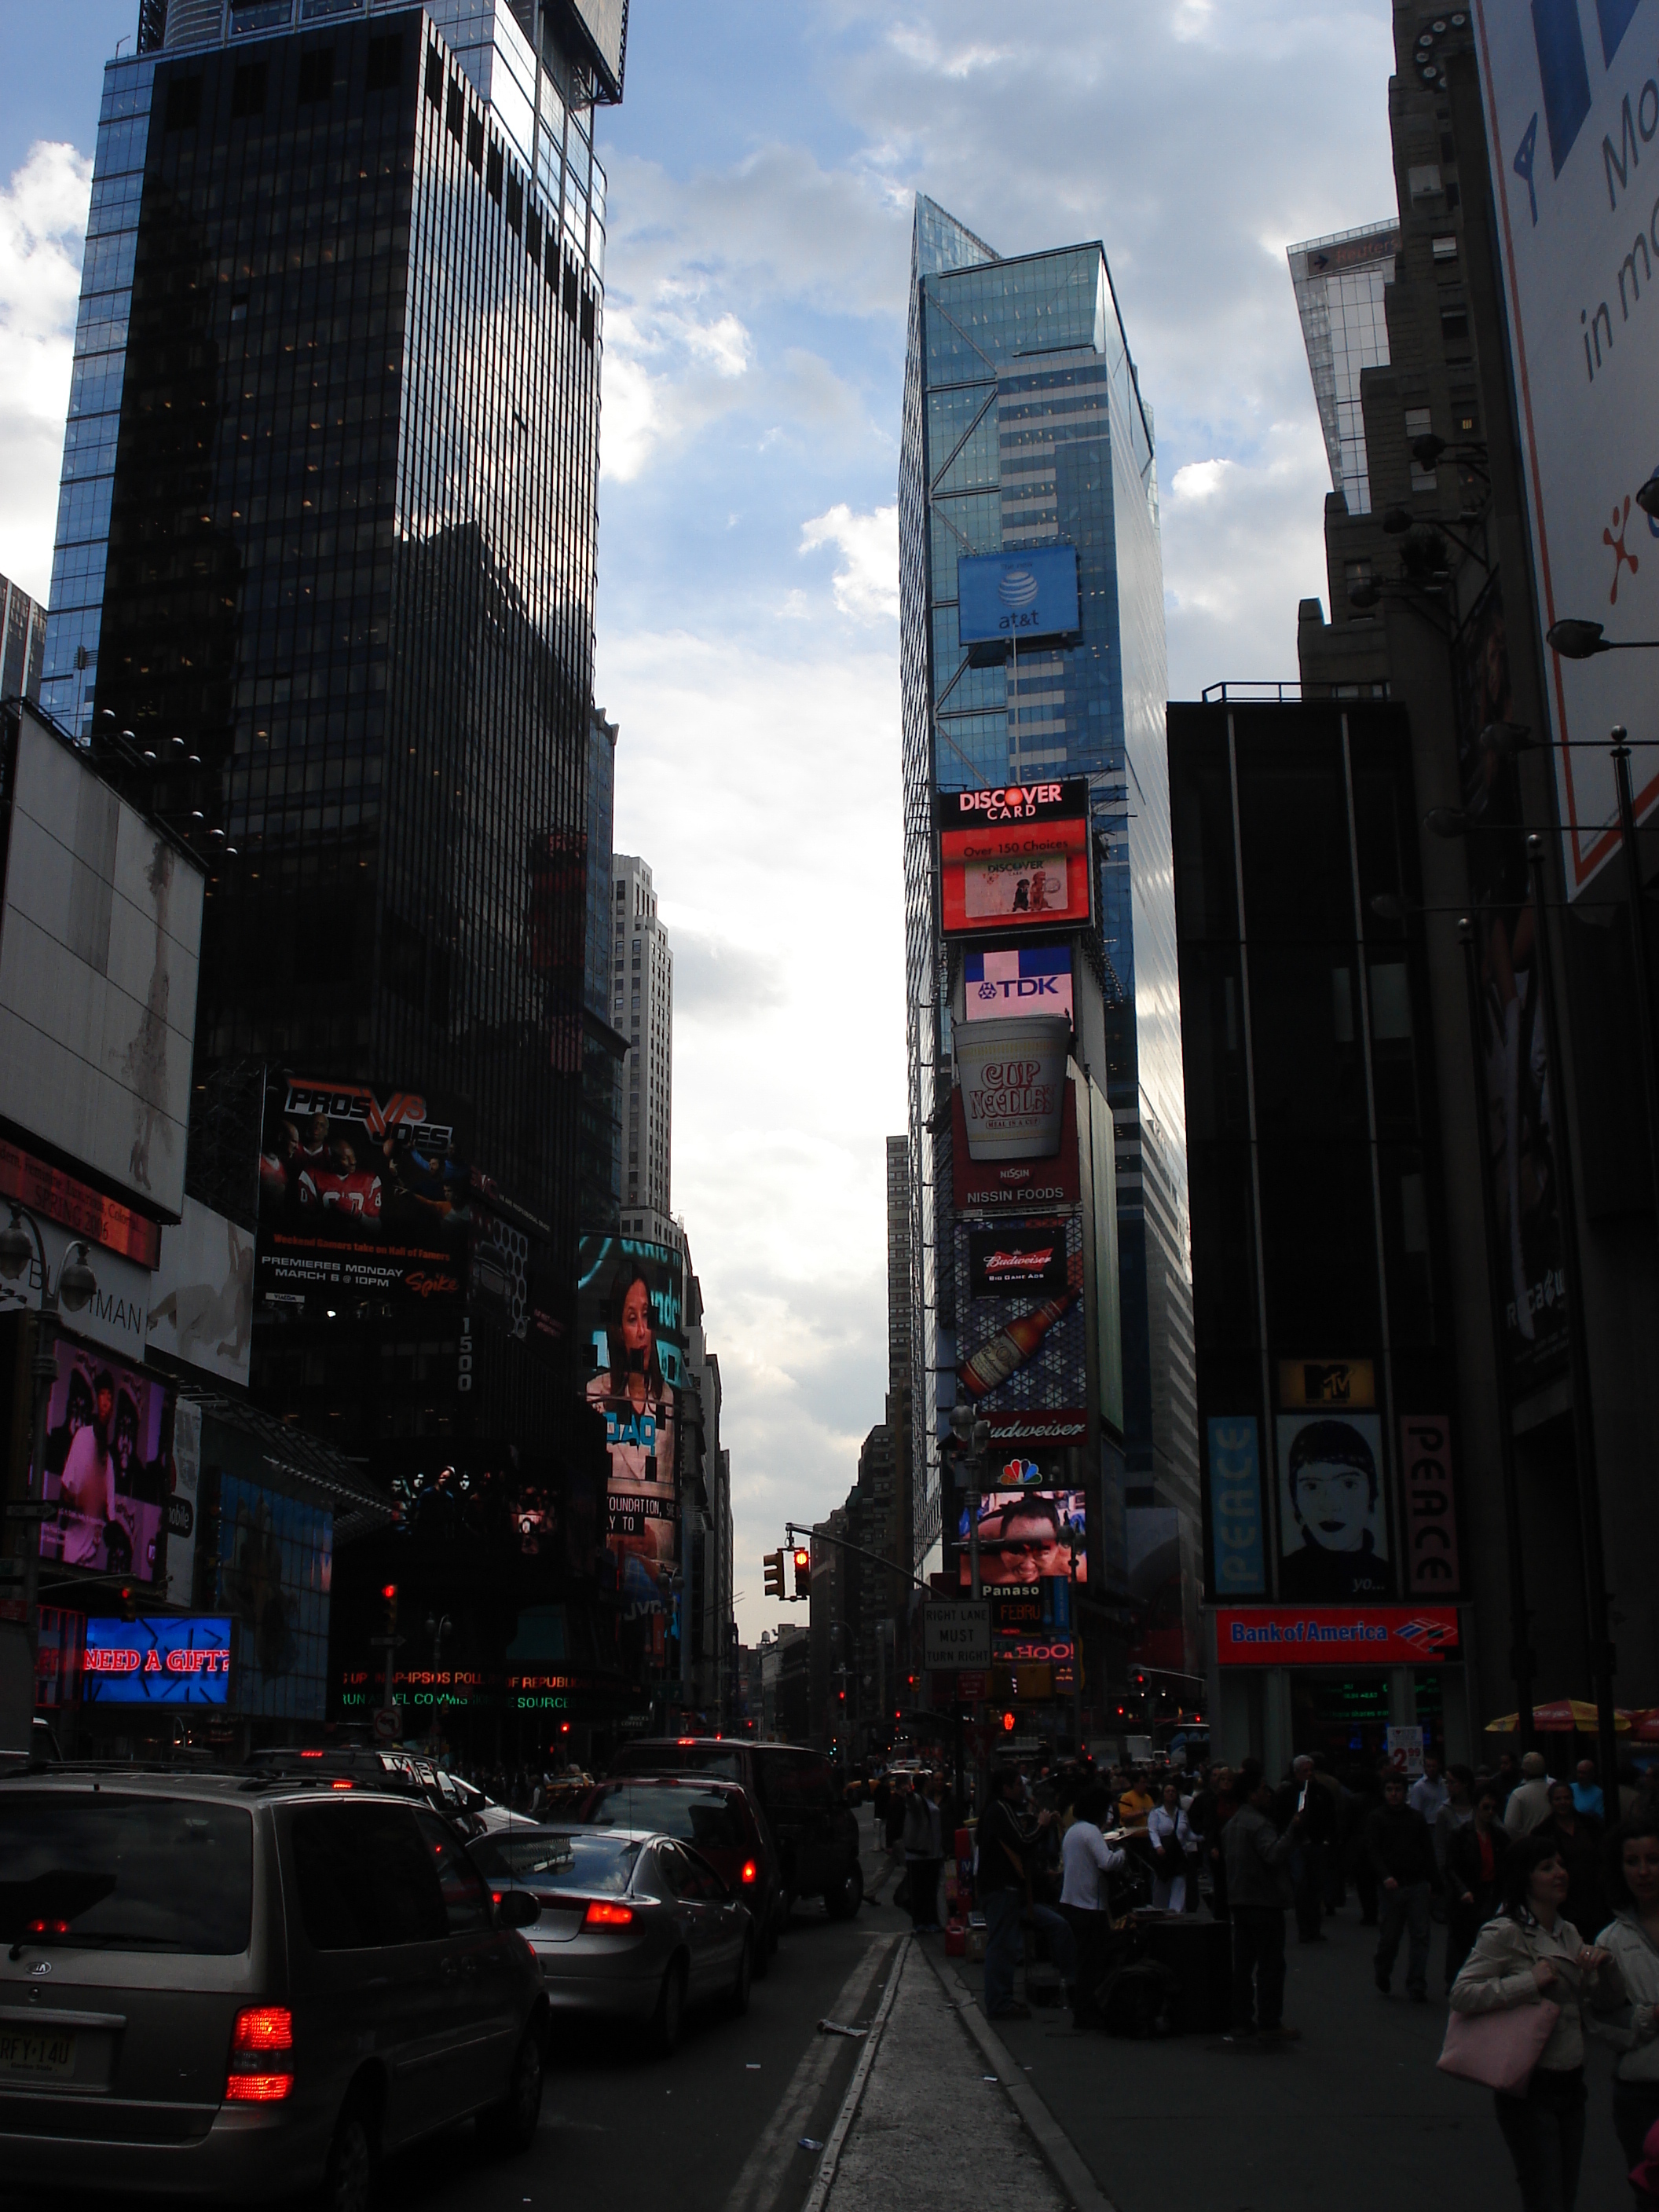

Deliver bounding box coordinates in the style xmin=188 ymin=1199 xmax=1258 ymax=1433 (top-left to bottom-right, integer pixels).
xmin=1485 ymin=1698 xmax=1630 ymax=1734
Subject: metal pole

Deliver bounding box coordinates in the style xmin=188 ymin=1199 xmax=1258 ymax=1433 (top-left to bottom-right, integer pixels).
xmin=1610 ymin=731 xmax=1659 ymax=1229
xmin=1524 ymin=836 xmax=1620 ymax=1807
xmin=1458 ymin=918 xmax=1536 ymax=1754
xmin=969 ymin=1481 xmax=981 ymax=1602
xmin=1069 ymin=1548 xmax=1082 ymax=1759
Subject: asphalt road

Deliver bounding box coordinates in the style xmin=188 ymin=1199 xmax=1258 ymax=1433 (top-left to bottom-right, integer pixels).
xmin=385 ymin=1892 xmax=903 ymax=2212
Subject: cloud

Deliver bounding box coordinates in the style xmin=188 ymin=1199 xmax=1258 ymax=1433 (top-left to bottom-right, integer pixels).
xmin=0 ymin=139 xmax=90 ymax=597
xmin=671 ymin=929 xmax=787 ymax=1019
xmin=800 ymin=501 xmax=899 ymax=622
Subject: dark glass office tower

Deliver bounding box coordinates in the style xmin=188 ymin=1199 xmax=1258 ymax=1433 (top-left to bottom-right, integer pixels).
xmin=899 ymin=198 xmax=1197 ymax=1610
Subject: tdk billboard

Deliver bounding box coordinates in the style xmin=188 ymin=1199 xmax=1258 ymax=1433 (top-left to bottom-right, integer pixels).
xmin=958 ymin=546 xmax=1080 ymax=646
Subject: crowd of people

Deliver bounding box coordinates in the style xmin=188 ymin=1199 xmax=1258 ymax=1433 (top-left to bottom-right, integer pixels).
xmin=870 ymin=1744 xmax=1659 ymax=2210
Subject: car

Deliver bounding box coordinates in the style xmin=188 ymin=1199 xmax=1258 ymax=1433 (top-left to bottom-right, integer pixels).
xmin=466 ymin=1825 xmax=753 ymax=2056
xmin=569 ymin=1774 xmax=784 ymax=1971
xmin=606 ymin=1739 xmax=864 ymax=1919
xmin=0 ymin=1765 xmax=549 ymax=2210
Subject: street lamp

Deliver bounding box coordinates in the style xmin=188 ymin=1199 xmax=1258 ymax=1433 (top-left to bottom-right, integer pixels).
xmin=0 ymin=1208 xmax=97 ymax=1683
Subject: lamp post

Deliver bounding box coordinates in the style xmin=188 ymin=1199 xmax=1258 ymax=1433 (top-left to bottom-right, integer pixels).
xmin=1523 ymin=838 xmax=1621 ymax=1809
xmin=0 ymin=1209 xmax=97 ymax=1703
xmin=1063 ymin=1519 xmax=1083 ymax=1760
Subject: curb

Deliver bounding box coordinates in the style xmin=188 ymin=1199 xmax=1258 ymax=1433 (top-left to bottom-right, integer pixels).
xmin=800 ymin=1937 xmax=910 ymax=2212
xmin=917 ymin=1939 xmax=1121 ymax=2212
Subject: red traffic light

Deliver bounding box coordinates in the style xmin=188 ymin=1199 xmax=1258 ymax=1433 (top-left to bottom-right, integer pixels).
xmin=793 ymin=1549 xmax=809 ymax=1569
xmin=1002 ymin=1711 xmax=1016 ymax=1733
xmin=379 ymin=1583 xmax=397 ymax=1602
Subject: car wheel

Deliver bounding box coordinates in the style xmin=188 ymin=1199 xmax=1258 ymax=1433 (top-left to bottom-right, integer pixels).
xmin=320 ymin=2094 xmax=378 ymax=2212
xmin=824 ymin=1862 xmax=864 ymax=1921
xmin=729 ymin=1934 xmax=753 ymax=2017
xmin=649 ymin=1957 xmax=688 ymax=2058
xmin=478 ymin=2023 xmax=544 ymax=2156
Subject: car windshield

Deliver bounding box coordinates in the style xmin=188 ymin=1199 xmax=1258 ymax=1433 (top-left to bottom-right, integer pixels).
xmin=0 ymin=1793 xmax=253 ymax=1954
xmin=491 ymin=1831 xmax=641 ymax=1894
xmin=581 ymin=1783 xmax=745 ymax=1854
xmin=612 ymin=1744 xmax=743 ymax=1782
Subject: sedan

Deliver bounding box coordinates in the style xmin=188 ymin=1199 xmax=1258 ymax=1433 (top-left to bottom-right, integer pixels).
xmin=467 ymin=1827 xmax=752 ymax=2056
xmin=570 ymin=1775 xmax=783 ymax=1972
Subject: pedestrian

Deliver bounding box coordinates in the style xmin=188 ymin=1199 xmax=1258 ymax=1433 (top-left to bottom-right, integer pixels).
xmin=1368 ymin=1767 xmax=1437 ymax=2000
xmin=1118 ymin=1769 xmax=1155 ymax=1831
xmin=1185 ymin=1763 xmax=1221 ymax=1914
xmin=1449 ymin=1831 xmax=1625 ymax=2212
xmin=1345 ymin=1760 xmax=1384 ymax=1925
xmin=1446 ymin=1779 xmax=1511 ymax=1988
xmin=1222 ymin=1761 xmax=1302 ymax=2042
xmin=1060 ymin=1783 xmax=1125 ymax=2027
xmin=1595 ymin=1812 xmax=1659 ymax=2207
xmin=902 ymin=1771 xmax=946 ymax=1933
xmin=1507 ymin=1750 xmax=1557 ymax=1839
xmin=1534 ymin=1781 xmax=1608 ymax=1951
xmin=976 ymin=1767 xmax=1077 ymax=2023
xmin=1436 ymin=1765 xmax=1478 ymax=1890
xmin=1412 ymin=1752 xmax=1450 ymax=1826
xmin=1495 ymin=1749 xmax=1523 ymax=1811
xmin=1570 ymin=1759 xmax=1605 ymax=1824
xmin=1277 ymin=1753 xmax=1336 ymax=1944
xmin=1148 ymin=1778 xmax=1196 ymax=1911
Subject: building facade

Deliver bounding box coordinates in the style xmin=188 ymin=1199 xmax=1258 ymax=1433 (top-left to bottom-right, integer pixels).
xmin=611 ymin=852 xmax=674 ymax=1241
xmin=1287 ymin=222 xmax=1400 ymax=518
xmin=898 ymin=196 xmax=1197 ymax=1672
xmin=0 ymin=574 xmax=47 ymax=707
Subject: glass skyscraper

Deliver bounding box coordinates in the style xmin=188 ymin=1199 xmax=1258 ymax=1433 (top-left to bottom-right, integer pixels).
xmin=899 ymin=196 xmax=1196 ymax=1578
xmin=1287 ymin=222 xmax=1398 ymax=516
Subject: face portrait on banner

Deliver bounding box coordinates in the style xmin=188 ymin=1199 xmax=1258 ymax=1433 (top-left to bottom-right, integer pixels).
xmin=1276 ymin=1412 xmax=1393 ymax=1600
xmin=584 ymin=1260 xmax=678 ymax=1624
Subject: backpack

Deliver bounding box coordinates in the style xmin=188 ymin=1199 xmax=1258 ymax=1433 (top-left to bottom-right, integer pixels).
xmin=1097 ymin=1957 xmax=1183 ymax=2040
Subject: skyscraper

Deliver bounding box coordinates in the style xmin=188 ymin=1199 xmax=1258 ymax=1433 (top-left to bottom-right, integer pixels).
xmin=612 ymin=852 xmax=673 ymax=1240
xmin=0 ymin=574 xmax=46 ymax=706
xmin=899 ymin=196 xmax=1196 ymax=1589
xmin=40 ymin=0 xmax=621 ymax=1434
xmin=1287 ymin=222 xmax=1400 ymax=516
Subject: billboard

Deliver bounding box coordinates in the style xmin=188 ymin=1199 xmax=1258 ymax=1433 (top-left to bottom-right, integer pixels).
xmin=1214 ymin=1604 xmax=1460 ymax=1668
xmin=0 ymin=707 xmax=203 ymax=1215
xmin=955 ymin=1017 xmax=1070 ymax=1161
xmin=1207 ymin=1415 xmax=1266 ymax=1599
xmin=1275 ymin=1411 xmax=1393 ymax=1601
xmin=953 ymin=1213 xmax=1085 ymax=1415
xmin=957 ymin=1489 xmax=1086 ymax=1589
xmin=951 ymin=1081 xmax=1080 ymax=1213
xmin=147 ymin=1197 xmax=255 ymax=1386
xmin=0 ymin=1210 xmax=151 ymax=1365
xmin=957 ymin=546 xmax=1080 ymax=645
xmin=256 ymin=1074 xmax=464 ymax=1305
xmin=1400 ymin=1415 xmax=1461 ymax=1598
xmin=969 ymin=1221 xmax=1070 ymax=1298
xmin=577 ymin=1235 xmax=687 ymax=1620
xmin=34 ymin=1339 xmax=170 ymax=1582
xmin=82 ymin=1614 xmax=232 ymax=1705
xmin=937 ymin=780 xmax=1092 ymax=938
xmin=964 ymin=943 xmax=1072 ymax=1024
xmin=1473 ymin=2 xmax=1659 ymax=893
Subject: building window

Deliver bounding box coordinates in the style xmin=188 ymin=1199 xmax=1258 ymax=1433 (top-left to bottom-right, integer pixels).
xmin=425 ymin=44 xmax=442 ymax=106
xmin=1431 ymin=234 xmax=1458 ymax=262
xmin=487 ymin=141 xmax=504 ymax=203
xmin=467 ymin=111 xmax=485 ymax=174
xmin=164 ymin=75 xmax=203 ymax=130
xmin=366 ymin=34 xmax=401 ymax=93
xmin=297 ymin=48 xmax=334 ymax=105
xmin=1405 ymin=407 xmax=1436 ymax=492
xmin=446 ymin=78 xmax=463 ymax=140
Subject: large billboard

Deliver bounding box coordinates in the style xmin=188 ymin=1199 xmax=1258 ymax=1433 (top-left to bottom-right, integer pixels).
xmin=952 ymin=1213 xmax=1086 ymax=1416
xmin=1473 ymin=3 xmax=1659 ymax=893
xmin=957 ymin=546 xmax=1080 ymax=645
xmin=964 ymin=943 xmax=1073 ymax=1024
xmin=147 ymin=1197 xmax=255 ymax=1387
xmin=937 ymin=780 xmax=1092 ymax=937
xmin=951 ymin=1082 xmax=1080 ymax=1213
xmin=1215 ymin=1604 xmax=1460 ymax=1668
xmin=82 ymin=1615 xmax=232 ymax=1705
xmin=1275 ymin=1410 xmax=1393 ymax=1601
xmin=0 ymin=707 xmax=203 ymax=1215
xmin=33 ymin=1340 xmax=171 ymax=1582
xmin=957 ymin=1489 xmax=1086 ymax=1589
xmin=577 ymin=1235 xmax=687 ymax=1621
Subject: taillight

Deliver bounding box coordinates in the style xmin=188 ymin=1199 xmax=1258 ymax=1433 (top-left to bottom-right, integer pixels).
xmin=24 ymin=1917 xmax=70 ymax=1936
xmin=583 ymin=1900 xmax=634 ymax=1928
xmin=331 ymin=1778 xmax=353 ymax=1790
xmin=740 ymin=1861 xmax=757 ymax=1885
xmin=226 ymin=2006 xmax=294 ymax=2103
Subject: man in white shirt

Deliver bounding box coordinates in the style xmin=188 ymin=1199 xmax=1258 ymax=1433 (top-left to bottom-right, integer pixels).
xmin=1408 ymin=1753 xmax=1448 ymax=1826
xmin=1060 ymin=1786 xmax=1125 ymax=2028
xmin=1503 ymin=1750 xmax=1555 ymax=1837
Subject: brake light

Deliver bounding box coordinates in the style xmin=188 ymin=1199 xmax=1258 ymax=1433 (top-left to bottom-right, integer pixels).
xmin=331 ymin=1779 xmax=353 ymax=1790
xmin=24 ymin=1917 xmax=70 ymax=1936
xmin=226 ymin=2007 xmax=294 ymax=2103
xmin=740 ymin=1861 xmax=757 ymax=1885
xmin=677 ymin=1737 xmax=694 ymax=1746
xmin=582 ymin=1900 xmax=634 ymax=1928
xmin=299 ymin=1749 xmax=324 ymax=1759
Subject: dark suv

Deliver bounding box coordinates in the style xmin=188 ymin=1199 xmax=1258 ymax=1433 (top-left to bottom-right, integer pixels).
xmin=0 ymin=1767 xmax=548 ymax=2207
xmin=606 ymin=1741 xmax=863 ymax=1918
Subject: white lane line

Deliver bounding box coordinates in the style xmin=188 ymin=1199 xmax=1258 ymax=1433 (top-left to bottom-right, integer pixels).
xmin=799 ymin=1939 xmax=910 ymax=2212
xmin=725 ymin=1934 xmax=899 ymax=2212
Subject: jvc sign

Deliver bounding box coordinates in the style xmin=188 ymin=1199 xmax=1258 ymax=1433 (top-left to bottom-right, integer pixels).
xmin=921 ymin=1602 xmax=992 ymax=1670
xmin=1474 ymin=0 xmax=1659 ymax=893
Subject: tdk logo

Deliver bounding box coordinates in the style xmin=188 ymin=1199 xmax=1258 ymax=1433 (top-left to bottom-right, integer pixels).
xmin=998 ymin=566 xmax=1040 ymax=610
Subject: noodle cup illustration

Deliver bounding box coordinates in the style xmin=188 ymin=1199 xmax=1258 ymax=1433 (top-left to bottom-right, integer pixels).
xmin=954 ymin=1016 xmax=1071 ymax=1160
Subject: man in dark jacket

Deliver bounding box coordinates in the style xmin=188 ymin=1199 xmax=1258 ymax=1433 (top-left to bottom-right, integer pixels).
xmin=1275 ymin=1755 xmax=1337 ymax=1943
xmin=1366 ymin=1767 xmax=1437 ymax=1999
xmin=1222 ymin=1763 xmax=1302 ymax=2041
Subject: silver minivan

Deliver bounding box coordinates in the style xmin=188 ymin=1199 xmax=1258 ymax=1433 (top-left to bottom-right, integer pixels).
xmin=0 ymin=1767 xmax=548 ymax=2208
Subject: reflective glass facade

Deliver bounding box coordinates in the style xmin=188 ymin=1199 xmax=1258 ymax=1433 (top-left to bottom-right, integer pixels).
xmin=899 ymin=197 xmax=1195 ymax=1569
xmin=1287 ymin=222 xmax=1399 ymax=516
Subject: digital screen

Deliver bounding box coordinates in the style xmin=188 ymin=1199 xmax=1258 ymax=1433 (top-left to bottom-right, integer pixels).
xmin=957 ymin=1489 xmax=1086 ymax=1589
xmin=937 ymin=785 xmax=1091 ymax=937
xmin=969 ymin=1221 xmax=1070 ymax=1298
xmin=578 ymin=1236 xmax=687 ymax=1630
xmin=82 ymin=1615 xmax=232 ymax=1705
xmin=957 ymin=546 xmax=1080 ymax=645
xmin=35 ymin=1341 xmax=170 ymax=1583
xmin=1276 ymin=1411 xmax=1393 ymax=1601
xmin=964 ymin=943 xmax=1073 ymax=1023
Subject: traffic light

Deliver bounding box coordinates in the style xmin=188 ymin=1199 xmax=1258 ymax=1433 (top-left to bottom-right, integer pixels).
xmin=1002 ymin=1710 xmax=1016 ymax=1734
xmin=763 ymin=1551 xmax=785 ymax=1600
xmin=793 ymin=1547 xmax=810 ymax=1599
xmin=380 ymin=1581 xmax=397 ymax=1633
xmin=119 ymin=1584 xmax=137 ymax=1623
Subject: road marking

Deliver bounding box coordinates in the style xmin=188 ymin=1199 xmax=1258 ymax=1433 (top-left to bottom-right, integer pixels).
xmin=799 ymin=1939 xmax=909 ymax=2212
xmin=725 ymin=1936 xmax=899 ymax=2212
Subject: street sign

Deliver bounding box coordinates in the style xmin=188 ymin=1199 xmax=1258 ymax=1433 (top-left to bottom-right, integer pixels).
xmin=922 ymin=1600 xmax=991 ymax=1670
xmin=956 ymin=1671 xmax=987 ymax=1702
xmin=373 ymin=1708 xmax=400 ymax=1743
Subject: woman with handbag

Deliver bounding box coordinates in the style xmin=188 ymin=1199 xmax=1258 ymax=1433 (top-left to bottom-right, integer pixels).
xmin=1593 ymin=1811 xmax=1659 ymax=2206
xmin=1448 ymin=1831 xmax=1626 ymax=2210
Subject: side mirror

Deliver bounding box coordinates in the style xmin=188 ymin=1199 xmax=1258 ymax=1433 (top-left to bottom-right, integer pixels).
xmin=496 ymin=1888 xmax=541 ymax=1930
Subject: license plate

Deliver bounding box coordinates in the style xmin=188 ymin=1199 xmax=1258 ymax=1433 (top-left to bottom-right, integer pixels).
xmin=0 ymin=2031 xmax=75 ymax=2078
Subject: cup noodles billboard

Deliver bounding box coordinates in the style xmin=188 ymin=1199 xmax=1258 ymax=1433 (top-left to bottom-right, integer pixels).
xmin=954 ymin=1016 xmax=1070 ymax=1160
xmin=952 ymin=1080 xmax=1080 ymax=1212
xmin=937 ymin=781 xmax=1091 ymax=937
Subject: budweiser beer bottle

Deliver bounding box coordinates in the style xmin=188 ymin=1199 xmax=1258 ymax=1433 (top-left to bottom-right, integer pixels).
xmin=958 ymin=1293 xmax=1075 ymax=1398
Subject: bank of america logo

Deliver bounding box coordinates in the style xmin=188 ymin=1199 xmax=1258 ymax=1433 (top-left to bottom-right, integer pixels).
xmin=1396 ymin=1616 xmax=1458 ymax=1655
xmin=998 ymin=566 xmax=1040 ymax=609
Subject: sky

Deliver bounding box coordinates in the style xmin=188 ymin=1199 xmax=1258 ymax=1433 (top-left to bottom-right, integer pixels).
xmin=0 ymin=0 xmax=1397 ymax=1648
